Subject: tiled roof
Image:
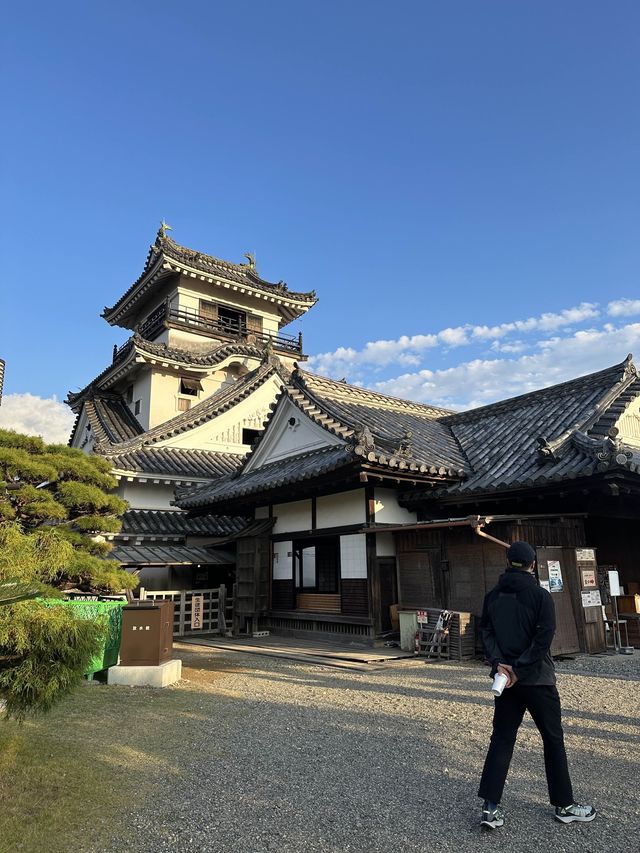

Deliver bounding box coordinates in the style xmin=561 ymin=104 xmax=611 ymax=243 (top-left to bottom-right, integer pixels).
xmin=179 ymin=357 xmax=640 ymax=511
xmin=178 ymin=445 xmax=356 ymax=509
xmin=68 ymin=393 xmax=145 ymax=446
xmin=102 ymin=229 xmax=317 ymax=325
xmin=248 ymin=368 xmax=468 ymax=476
xmin=104 ymin=446 xmax=242 ymax=480
xmin=433 ymin=356 xmax=640 ymax=498
xmin=120 ymin=509 xmax=248 ymax=537
xmin=66 ymin=335 xmax=266 ymax=408
xmin=132 ymin=336 xmax=264 ymax=366
xmin=111 ymin=544 xmax=234 ymax=566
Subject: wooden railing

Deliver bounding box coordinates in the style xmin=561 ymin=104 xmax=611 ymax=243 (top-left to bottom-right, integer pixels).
xmin=137 ymin=302 xmax=303 ymax=355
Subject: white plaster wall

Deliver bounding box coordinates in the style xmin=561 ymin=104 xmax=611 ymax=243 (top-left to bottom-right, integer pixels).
xmin=376 ymin=532 xmax=396 ymax=557
xmin=128 ymin=371 xmax=152 ymax=430
xmin=255 ymin=506 xmax=269 ymax=519
xmin=272 ymin=499 xmax=312 ymax=534
xmin=245 ymin=397 xmax=342 ymax=471
xmin=317 ymin=489 xmax=366 ymax=528
xmin=117 ymin=481 xmax=177 ymax=510
xmin=373 ymin=488 xmax=417 ymax=525
xmin=272 ymin=540 xmax=292 ymax=580
xmin=161 ymin=375 xmax=280 ymax=453
xmin=340 ymin=534 xmax=368 ymax=579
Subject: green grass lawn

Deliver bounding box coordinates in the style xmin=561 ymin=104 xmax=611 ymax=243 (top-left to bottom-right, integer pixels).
xmin=0 ymin=673 xmax=212 ymax=853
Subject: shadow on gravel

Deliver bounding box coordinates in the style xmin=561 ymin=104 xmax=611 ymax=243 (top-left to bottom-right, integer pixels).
xmin=93 ymin=652 xmax=640 ymax=853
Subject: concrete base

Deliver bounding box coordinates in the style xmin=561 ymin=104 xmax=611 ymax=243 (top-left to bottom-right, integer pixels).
xmin=107 ymin=658 xmax=182 ymax=687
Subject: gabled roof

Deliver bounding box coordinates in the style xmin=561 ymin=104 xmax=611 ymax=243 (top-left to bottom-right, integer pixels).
xmin=177 ymin=369 xmax=467 ymax=511
xmin=242 ymin=368 xmax=467 ymax=475
xmin=102 ymin=228 xmax=317 ymax=328
xmin=119 ymin=509 xmax=248 ymax=538
xmin=109 ymin=360 xmax=287 ymax=451
xmin=431 ymin=355 xmax=640 ymax=498
xmin=69 ymin=358 xmax=289 ymax=480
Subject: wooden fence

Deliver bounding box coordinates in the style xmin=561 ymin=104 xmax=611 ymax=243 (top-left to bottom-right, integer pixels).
xmin=138 ymin=586 xmax=234 ymax=637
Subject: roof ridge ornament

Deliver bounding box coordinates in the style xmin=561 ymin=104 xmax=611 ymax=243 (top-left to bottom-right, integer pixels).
xmin=623 ymin=352 xmax=637 ymax=379
xmin=159 ymin=219 xmax=173 ymax=238
xmin=354 ymin=424 xmax=375 ymax=452
xmin=261 ymin=336 xmax=281 ymax=368
xmin=244 ymin=251 xmax=256 ymax=270
xmin=397 ymin=430 xmax=413 ymax=458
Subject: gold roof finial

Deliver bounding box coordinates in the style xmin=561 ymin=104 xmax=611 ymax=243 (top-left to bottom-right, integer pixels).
xmin=159 ymin=219 xmax=173 ymax=237
xmin=244 ymin=251 xmax=256 ymax=269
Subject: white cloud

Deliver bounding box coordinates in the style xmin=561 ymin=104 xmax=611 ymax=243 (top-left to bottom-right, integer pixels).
xmin=608 ymin=299 xmax=640 ymax=318
xmin=490 ymin=340 xmax=527 ymax=354
xmin=373 ymin=322 xmax=640 ymax=410
xmin=309 ymin=301 xmax=601 ymax=376
xmin=0 ymin=394 xmax=75 ymax=445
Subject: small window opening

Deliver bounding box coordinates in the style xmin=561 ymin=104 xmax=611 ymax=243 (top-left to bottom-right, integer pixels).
xmin=179 ymin=377 xmax=202 ymax=396
xmin=177 ymin=398 xmax=191 ymax=412
xmin=134 ymin=400 xmax=141 ymax=415
xmin=242 ymin=428 xmax=261 ymax=445
xmin=218 ymin=306 xmax=246 ymax=334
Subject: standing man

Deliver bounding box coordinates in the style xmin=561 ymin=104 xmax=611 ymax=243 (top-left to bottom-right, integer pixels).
xmin=478 ymin=541 xmax=596 ymax=829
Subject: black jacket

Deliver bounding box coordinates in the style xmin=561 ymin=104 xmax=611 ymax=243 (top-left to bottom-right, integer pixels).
xmin=481 ymin=568 xmax=556 ymax=685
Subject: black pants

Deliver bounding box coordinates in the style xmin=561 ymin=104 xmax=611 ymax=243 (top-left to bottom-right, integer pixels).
xmin=478 ymin=683 xmax=573 ymax=807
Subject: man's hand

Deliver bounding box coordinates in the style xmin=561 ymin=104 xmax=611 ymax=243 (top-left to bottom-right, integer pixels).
xmin=497 ymin=663 xmax=518 ymax=688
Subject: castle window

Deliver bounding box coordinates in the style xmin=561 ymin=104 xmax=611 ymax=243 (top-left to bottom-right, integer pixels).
xmin=134 ymin=400 xmax=141 ymax=415
xmin=242 ymin=428 xmax=261 ymax=446
xmin=218 ymin=306 xmax=246 ymax=334
xmin=177 ymin=398 xmax=191 ymax=412
xmin=179 ymin=377 xmax=202 ymax=397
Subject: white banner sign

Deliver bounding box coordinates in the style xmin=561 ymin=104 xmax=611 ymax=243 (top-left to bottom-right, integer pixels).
xmin=608 ymin=570 xmax=621 ymax=597
xmin=191 ymin=594 xmax=204 ymax=630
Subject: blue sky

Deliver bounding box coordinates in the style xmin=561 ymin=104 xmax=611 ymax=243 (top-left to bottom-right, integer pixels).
xmin=1 ymin=2 xmax=639 ymax=441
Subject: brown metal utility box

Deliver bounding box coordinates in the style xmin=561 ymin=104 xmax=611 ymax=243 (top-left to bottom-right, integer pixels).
xmin=119 ymin=600 xmax=174 ymax=666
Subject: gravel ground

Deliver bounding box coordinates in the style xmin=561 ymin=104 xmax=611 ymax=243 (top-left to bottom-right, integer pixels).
xmin=96 ymin=648 xmax=639 ymax=853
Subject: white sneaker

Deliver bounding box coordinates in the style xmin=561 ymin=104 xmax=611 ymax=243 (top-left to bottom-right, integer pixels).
xmin=554 ymin=803 xmax=596 ymax=823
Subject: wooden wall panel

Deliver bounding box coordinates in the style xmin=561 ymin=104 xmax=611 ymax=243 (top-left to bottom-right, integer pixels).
xmin=397 ymin=550 xmax=442 ymax=609
xmin=341 ymin=579 xmax=369 ymax=616
xmin=272 ymin=579 xmax=295 ymax=610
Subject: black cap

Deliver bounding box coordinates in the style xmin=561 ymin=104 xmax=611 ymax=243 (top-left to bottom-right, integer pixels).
xmin=506 ymin=541 xmax=536 ymax=567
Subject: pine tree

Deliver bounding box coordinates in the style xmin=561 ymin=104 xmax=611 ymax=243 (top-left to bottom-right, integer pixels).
xmin=0 ymin=429 xmax=137 ymax=718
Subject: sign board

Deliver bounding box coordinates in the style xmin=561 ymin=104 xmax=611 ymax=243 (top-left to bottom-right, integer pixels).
xmin=581 ymin=590 xmax=602 ymax=608
xmin=547 ymin=560 xmax=564 ymax=592
xmin=539 ymin=579 xmax=551 ymax=592
xmin=191 ymin=594 xmax=204 ymax=630
xmin=575 ymin=548 xmax=596 ymax=562
xmin=580 ymin=569 xmax=597 ymax=589
xmin=608 ymin=570 xmax=621 ymax=598
xmin=416 ymin=610 xmax=429 ymax=625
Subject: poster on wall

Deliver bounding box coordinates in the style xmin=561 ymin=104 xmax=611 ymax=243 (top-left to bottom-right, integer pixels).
xmin=539 ymin=579 xmax=551 ymax=592
xmin=547 ymin=560 xmax=564 ymax=592
xmin=581 ymin=590 xmax=602 ymax=608
xmin=581 ymin=569 xmax=597 ymax=589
